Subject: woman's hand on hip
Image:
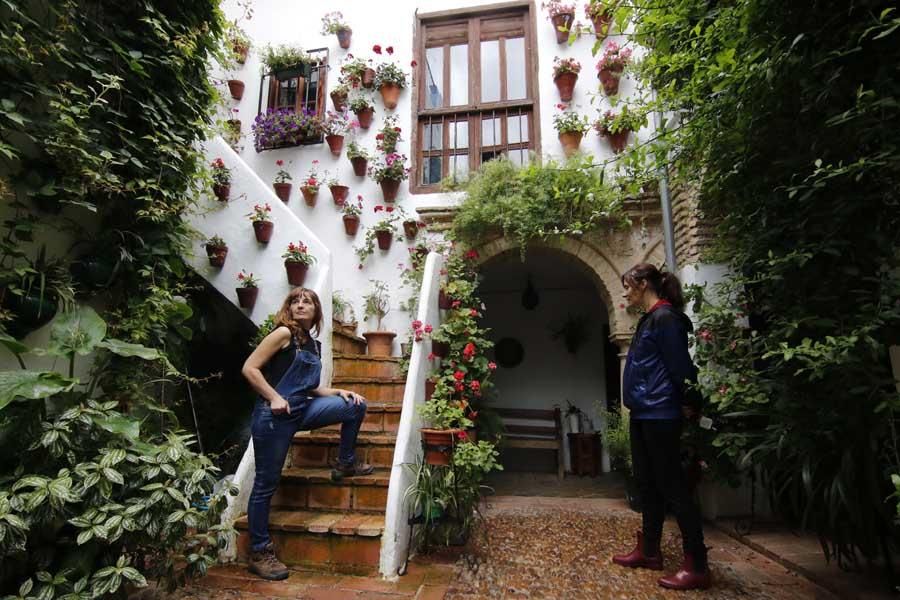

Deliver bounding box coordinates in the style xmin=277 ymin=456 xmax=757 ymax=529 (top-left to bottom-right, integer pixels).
xmin=337 ymin=389 xmax=365 ymax=405
xmin=270 ymin=395 xmax=291 ymax=415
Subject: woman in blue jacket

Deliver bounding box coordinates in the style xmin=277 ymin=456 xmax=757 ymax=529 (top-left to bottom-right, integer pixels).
xmin=611 ymin=263 xmax=710 ymax=590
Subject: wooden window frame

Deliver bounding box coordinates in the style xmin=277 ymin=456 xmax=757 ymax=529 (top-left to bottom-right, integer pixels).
xmin=410 ymin=1 xmax=541 ymax=194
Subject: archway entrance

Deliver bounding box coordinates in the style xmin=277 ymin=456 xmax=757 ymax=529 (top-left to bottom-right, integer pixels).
xmin=478 ymin=247 xmax=622 ymax=489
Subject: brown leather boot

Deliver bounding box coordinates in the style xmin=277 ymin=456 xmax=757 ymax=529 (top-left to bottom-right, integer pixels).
xmin=657 ymin=549 xmax=711 ymax=590
xmin=611 ymin=530 xmax=664 ymax=570
xmin=331 ymin=461 xmax=375 ymax=481
xmin=248 ymin=542 xmax=289 ymax=580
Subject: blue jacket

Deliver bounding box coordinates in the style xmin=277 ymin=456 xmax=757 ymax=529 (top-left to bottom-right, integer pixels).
xmin=623 ymin=302 xmax=699 ymax=420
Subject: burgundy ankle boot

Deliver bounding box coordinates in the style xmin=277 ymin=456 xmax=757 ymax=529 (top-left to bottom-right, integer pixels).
xmin=657 ymin=549 xmax=711 ymax=590
xmin=611 ymin=530 xmax=664 ymax=570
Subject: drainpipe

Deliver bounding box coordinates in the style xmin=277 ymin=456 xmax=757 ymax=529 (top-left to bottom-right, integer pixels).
xmin=653 ymin=103 xmax=677 ymax=273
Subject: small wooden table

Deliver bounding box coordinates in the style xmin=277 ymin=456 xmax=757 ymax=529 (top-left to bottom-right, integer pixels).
xmin=568 ymin=432 xmax=602 ymax=477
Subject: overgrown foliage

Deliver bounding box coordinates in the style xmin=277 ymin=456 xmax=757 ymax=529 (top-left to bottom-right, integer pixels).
xmin=632 ymin=0 xmax=900 ymax=572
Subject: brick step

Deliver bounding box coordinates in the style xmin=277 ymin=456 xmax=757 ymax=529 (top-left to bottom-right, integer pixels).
xmin=272 ymin=467 xmax=390 ymax=513
xmin=292 ymin=431 xmax=397 ymax=469
xmin=333 ymin=352 xmax=402 ymax=379
xmin=320 ymin=402 xmax=402 ymax=434
xmin=332 ymin=376 xmax=406 ymax=404
xmin=332 ymin=329 xmax=367 ymax=355
xmin=235 ymin=510 xmax=382 ymax=574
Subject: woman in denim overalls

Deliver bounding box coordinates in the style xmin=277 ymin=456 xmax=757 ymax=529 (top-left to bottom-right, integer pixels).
xmin=241 ymin=288 xmax=373 ymax=580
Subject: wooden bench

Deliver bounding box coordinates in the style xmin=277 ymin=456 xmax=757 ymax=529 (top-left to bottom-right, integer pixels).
xmin=495 ymin=407 xmax=564 ymax=481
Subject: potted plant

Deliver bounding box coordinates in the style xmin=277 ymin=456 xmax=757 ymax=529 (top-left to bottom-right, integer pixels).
xmin=227 ymin=22 xmax=251 ymax=65
xmin=323 ymin=110 xmax=351 ymax=156
xmin=354 ymin=205 xmax=399 ymax=267
xmin=301 ymin=160 xmax=321 ymax=207
xmin=362 ymin=279 xmax=396 ymax=356
xmin=340 ymin=55 xmax=373 ymax=88
xmin=403 ymin=217 xmax=422 ymax=240
xmin=282 ymin=240 xmax=316 ymax=286
xmin=585 ymin=0 xmax=618 ymax=39
xmin=564 ymin=400 xmax=582 ymax=433
xmin=341 ymin=195 xmax=364 ymax=236
xmin=599 ymin=406 xmax=639 ymax=510
xmin=0 ymin=247 xmax=76 ymax=339
xmin=349 ymin=94 xmax=376 ymax=129
xmin=321 ymin=11 xmax=352 ymax=49
xmin=210 ymin=157 xmax=231 ymax=201
xmin=418 ymin=394 xmax=473 ymax=465
xmin=429 ymin=325 xmax=452 ymax=358
xmin=330 ymin=81 xmax=351 ymax=112
xmin=595 ymin=41 xmax=632 ymax=95
xmin=553 ymin=103 xmax=590 ymax=157
xmin=368 ymin=152 xmax=410 ymax=202
xmin=332 ymin=290 xmax=357 ymax=327
xmin=252 ymin=108 xmax=322 ymax=151
xmin=235 ymin=269 xmax=259 ymax=309
xmin=205 ymin=235 xmax=228 ymax=268
xmin=227 ymin=79 xmax=245 ymax=100
xmin=376 ymin=115 xmax=403 ymax=153
xmin=225 ymin=109 xmax=241 ymax=146
xmin=247 ymin=203 xmax=274 ymax=243
xmin=542 ymin=0 xmax=576 ymax=44
xmin=347 ymin=141 xmax=371 ymax=177
xmin=594 ymin=105 xmax=645 ymax=153
xmin=552 ymin=56 xmax=581 ymax=102
xmin=373 ymin=45 xmax=407 ymax=109
xmin=272 ymin=159 xmax=292 ymax=202
xmin=261 ymin=44 xmax=314 ymax=79
xmin=326 ymin=172 xmax=349 ymax=205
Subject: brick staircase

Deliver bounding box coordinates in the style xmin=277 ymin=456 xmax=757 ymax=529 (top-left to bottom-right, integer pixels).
xmin=233 ymin=321 xmax=404 ymax=575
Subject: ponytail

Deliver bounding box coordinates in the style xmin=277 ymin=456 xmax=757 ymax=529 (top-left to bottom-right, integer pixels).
xmin=622 ymin=263 xmax=685 ymax=311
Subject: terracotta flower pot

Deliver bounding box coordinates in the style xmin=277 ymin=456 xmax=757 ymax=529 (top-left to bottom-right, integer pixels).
xmin=234 ymin=44 xmax=249 ymax=64
xmin=212 ymin=183 xmax=230 ymax=202
xmin=343 ymin=214 xmax=360 ymax=236
xmin=403 ymin=220 xmax=419 ymax=239
xmin=301 ymin=186 xmax=318 ymax=207
xmin=329 ymin=184 xmax=349 ymax=205
xmin=205 ymin=245 xmax=228 ymax=268
xmin=604 ymin=129 xmax=631 ymax=153
xmin=362 ymin=67 xmax=376 ymax=88
xmin=355 ymin=106 xmax=375 ymax=129
xmin=420 ymin=428 xmax=465 ymax=466
xmin=362 ymin=331 xmax=396 ymax=356
xmin=336 ymin=28 xmax=352 ymax=49
xmin=350 ymin=156 xmax=368 ymax=177
xmin=236 ymin=287 xmax=258 ymax=309
xmin=598 ymin=66 xmax=623 ymax=95
xmin=551 ymin=12 xmax=575 ymax=44
xmin=438 ymin=289 xmax=452 ymax=310
xmin=592 ymin=13 xmax=613 ymax=39
xmin=554 ymin=71 xmax=578 ymax=102
xmin=558 ymin=131 xmax=583 ymax=157
xmin=425 ymin=379 xmax=436 ymax=400
xmin=273 ymin=182 xmax=292 ymax=203
xmin=284 ymin=260 xmax=309 ymax=286
xmin=253 ymin=220 xmax=274 ymax=243
xmin=380 ymin=177 xmax=401 ymax=202
xmin=431 ymin=340 xmax=450 ymax=358
xmin=330 ymin=90 xmax=348 ymax=112
xmin=227 ymin=79 xmax=245 ymax=100
xmin=379 ymin=83 xmax=402 ymax=109
xmin=325 ymin=134 xmax=344 ymax=156
xmin=414 ymin=246 xmax=429 ymax=263
xmin=375 ymin=229 xmax=393 ymax=250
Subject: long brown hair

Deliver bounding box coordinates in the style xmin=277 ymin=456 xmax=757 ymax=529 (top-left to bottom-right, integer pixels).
xmin=274 ymin=287 xmax=323 ymax=341
xmin=621 ymin=263 xmax=685 ymax=311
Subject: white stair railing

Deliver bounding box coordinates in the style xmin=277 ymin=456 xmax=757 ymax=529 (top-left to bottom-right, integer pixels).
xmin=379 ymin=252 xmax=444 ymax=579
xmin=185 ymin=137 xmax=333 ymax=559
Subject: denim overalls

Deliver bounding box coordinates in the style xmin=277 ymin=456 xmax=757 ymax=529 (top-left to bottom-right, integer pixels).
xmin=247 ymin=335 xmax=367 ymax=551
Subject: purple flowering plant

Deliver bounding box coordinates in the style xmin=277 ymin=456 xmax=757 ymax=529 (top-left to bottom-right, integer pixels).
xmin=252 ymin=108 xmax=322 ymax=151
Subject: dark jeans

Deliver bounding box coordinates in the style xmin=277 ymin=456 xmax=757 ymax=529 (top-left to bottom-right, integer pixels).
xmin=247 ymin=394 xmax=367 ymax=551
xmin=630 ymin=418 xmax=705 ymax=556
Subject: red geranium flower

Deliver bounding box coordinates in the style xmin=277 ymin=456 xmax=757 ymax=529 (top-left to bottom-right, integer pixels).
xmin=451 ymin=299 xmax=462 ymax=308
xmin=469 ymin=309 xmax=478 ymax=317
xmin=453 ymin=370 xmax=465 ymax=381
xmin=386 ymin=46 xmax=394 ymax=55
xmin=424 ymin=324 xmax=433 ymax=333
xmin=465 ymin=249 xmax=479 ymax=260
xmin=374 ymin=205 xmax=384 ymax=212
xmin=276 ymin=159 xmax=283 ymax=166
xmin=456 ymin=430 xmax=467 ymax=440
xmin=411 ymin=60 xmax=418 ymax=67
xmin=373 ymin=44 xmax=382 ymax=54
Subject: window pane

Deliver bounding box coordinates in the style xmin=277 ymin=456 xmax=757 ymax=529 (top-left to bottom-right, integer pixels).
xmin=507 ymin=114 xmax=528 ymax=144
xmin=423 ymin=156 xmax=442 ymax=185
xmin=425 ymin=47 xmax=444 ymax=108
xmin=506 ymin=37 xmax=526 ymax=100
xmin=449 ymin=120 xmax=468 ymax=150
xmin=278 ymin=79 xmax=297 ymax=109
xmin=480 ymin=40 xmax=500 ymax=103
xmin=481 ymin=116 xmax=501 ymax=147
xmin=508 ymin=148 xmax=527 ymax=167
xmin=449 ymin=45 xmax=468 ymax=106
xmin=451 ymin=154 xmax=469 ymax=179
xmin=423 ymin=123 xmax=442 ymax=151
